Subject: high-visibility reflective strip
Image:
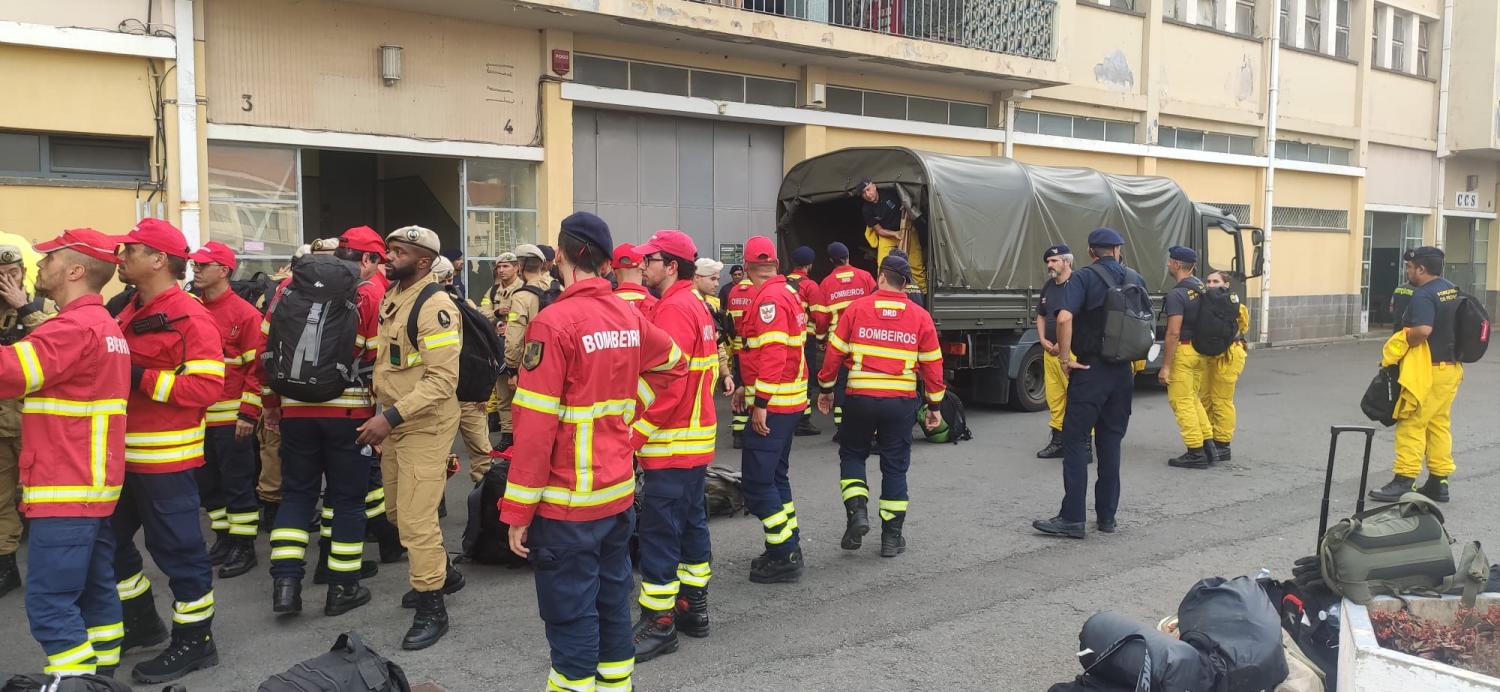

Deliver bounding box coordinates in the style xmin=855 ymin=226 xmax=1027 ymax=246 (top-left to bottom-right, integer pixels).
xmin=209 ymin=507 xmax=229 ymax=530
xmin=636 ymin=378 xmax=655 ymax=408
xmin=88 ymin=622 xmax=123 ymax=666
xmin=328 ymin=556 xmax=363 ymax=572
xmin=596 ymin=659 xmax=635 ymax=678
xmin=926 ymin=389 xmax=946 ymax=404
xmin=647 ymin=343 xmax=684 ymax=373
xmin=637 ymin=581 xmax=678 ymax=610
xmin=241 ymin=391 xmax=263 ymax=407
xmin=15 ymin=341 xmax=44 ymax=394
xmin=595 ymin=678 xmax=629 ymax=691
xmin=547 ymin=668 xmax=596 ymax=692
xmin=746 ymin=331 xmax=805 ymax=348
xmin=873 ymin=300 xmax=906 ymax=310
xmin=46 ymin=641 xmax=96 ymax=666
xmin=540 ymin=476 xmax=633 ymax=508
xmin=364 ymin=503 xmax=386 ymax=519
xmin=677 ymin=562 xmax=712 ymax=587
xmin=365 ymin=488 xmax=385 ymax=503
xmin=284 ymin=393 xmax=373 ymax=407
xmin=847 ymin=371 xmax=917 ymax=393
xmin=223 ymin=350 xmax=257 ymax=366
xmin=117 ymin=573 xmax=150 ymax=600
xmin=575 ymin=421 xmax=593 ymax=492
xmin=918 ymin=348 xmax=942 ymax=363
xmin=630 ymin=418 xmax=658 ymax=439
xmin=850 ymin=341 xmax=919 ymax=363
xmin=44 ymin=663 xmax=97 ymax=675
xmin=205 ymin=407 xmax=241 ymax=423
xmin=809 ymin=303 xmax=832 ymax=313
xmin=688 ymin=355 xmax=718 ymax=369
xmin=270 ymin=546 xmax=306 ymax=560
xmin=513 ymin=388 xmax=561 ymax=415
xmin=764 ymin=522 xmax=794 ymax=544
xmin=227 ymin=511 xmax=258 ymax=536
xmin=840 ymin=479 xmax=869 ymax=501
xmin=94 ymin=649 xmax=121 ymax=667
xmin=260 ymin=320 xmax=271 ymax=335
xmin=207 ymin=399 xmax=241 ymax=412
xmin=643 ymin=425 xmax=717 ymax=441
xmin=124 ymin=442 xmax=204 ymax=463
xmin=330 ymin=541 xmax=363 ymax=555
xmin=172 ymin=592 xmax=215 ymax=624
xmin=182 ymin=360 xmax=227 ymax=377
xmin=761 ymin=507 xmax=791 ymax=529
xmin=23 ymin=398 xmax=128 ymax=416
xmin=503 ymin=483 xmax=543 ymax=505
xmin=405 ymin=351 xmax=423 ymax=366
xmin=270 ymin=528 xmax=309 ymax=543
xmin=125 ymin=424 xmax=205 ymax=447
xmin=560 ymin=399 xmax=636 ymax=423
xmin=22 ymin=485 xmax=122 ymax=504
xmin=828 ymin=332 xmax=851 ymax=354
xmin=638 ymin=438 xmax=716 ymax=457
xmin=880 ymin=499 xmax=909 ymax=512
xmin=422 ymin=330 xmax=460 ymax=350
xmin=767 ymin=392 xmax=809 ymax=408
xmin=616 ymin=291 xmax=646 ymax=301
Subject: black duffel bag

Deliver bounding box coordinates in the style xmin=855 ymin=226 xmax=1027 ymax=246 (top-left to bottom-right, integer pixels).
xmin=259 ymin=632 xmax=410 ymax=692
xmin=1 ymin=674 xmax=131 ymax=692
xmin=1176 ymin=576 xmax=1288 ymax=692
xmin=1359 ymin=364 xmax=1399 ymax=427
xmin=1074 ymin=611 xmax=1216 ymax=691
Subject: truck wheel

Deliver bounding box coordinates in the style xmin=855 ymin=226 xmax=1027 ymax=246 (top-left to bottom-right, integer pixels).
xmin=1008 ymin=345 xmax=1048 ymax=412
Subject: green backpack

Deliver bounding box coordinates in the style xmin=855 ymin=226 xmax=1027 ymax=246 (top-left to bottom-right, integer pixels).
xmin=1318 ymin=491 xmax=1488 ymax=606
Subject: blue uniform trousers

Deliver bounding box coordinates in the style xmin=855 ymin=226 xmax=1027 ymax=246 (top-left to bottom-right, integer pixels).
xmin=831 ymin=367 xmax=850 ymax=427
xmin=802 ymin=340 xmax=821 ymax=419
xmin=271 ymin=417 xmax=371 ymax=584
xmin=635 ymin=467 xmax=712 ymax=612
xmin=27 ymin=517 xmax=123 ymax=675
xmin=740 ymin=411 xmax=800 ymax=557
xmin=1059 ymin=361 xmax=1134 ymax=524
xmin=197 ymin=424 xmax=260 ymax=538
xmin=112 ymin=470 xmax=215 ymax=631
xmin=530 ymin=510 xmax=636 ymax=692
xmin=836 ymin=395 xmax=917 ymax=523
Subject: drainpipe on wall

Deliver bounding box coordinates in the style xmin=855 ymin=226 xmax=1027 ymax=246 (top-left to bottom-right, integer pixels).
xmin=1258 ymin=9 xmax=1282 ymax=345
xmin=1003 ymin=90 xmax=1028 ymax=159
xmin=174 ymin=0 xmax=201 ymax=247
xmin=1432 ymin=0 xmax=1454 ymax=248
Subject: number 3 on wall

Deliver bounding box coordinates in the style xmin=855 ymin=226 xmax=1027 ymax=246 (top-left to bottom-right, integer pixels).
xmin=242 ymin=94 xmax=254 ymax=112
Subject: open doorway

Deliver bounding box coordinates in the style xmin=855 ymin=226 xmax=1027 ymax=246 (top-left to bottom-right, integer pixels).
xmin=301 ymin=150 xmax=461 ymax=252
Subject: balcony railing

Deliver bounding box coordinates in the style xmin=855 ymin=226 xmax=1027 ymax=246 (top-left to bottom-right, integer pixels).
xmin=693 ymin=0 xmax=1057 ymax=60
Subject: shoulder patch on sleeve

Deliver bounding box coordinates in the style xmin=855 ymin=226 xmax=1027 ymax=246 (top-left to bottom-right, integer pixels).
xmin=437 ymin=310 xmax=452 ymax=328
xmin=522 ymin=340 xmax=544 ymax=370
xmin=759 ymin=303 xmax=776 ymax=324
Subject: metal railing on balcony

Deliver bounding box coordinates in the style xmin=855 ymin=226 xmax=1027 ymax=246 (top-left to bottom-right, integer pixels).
xmin=694 ymin=0 xmax=1057 ymax=60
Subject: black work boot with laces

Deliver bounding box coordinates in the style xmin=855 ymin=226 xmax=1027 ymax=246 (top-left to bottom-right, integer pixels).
xmin=402 ymin=561 xmax=465 ymax=608
xmin=1035 ymin=428 xmax=1065 ymax=459
xmin=401 ymin=591 xmax=449 ymax=650
xmin=217 ymin=536 xmax=257 ymax=579
xmin=206 ymin=529 xmax=230 ymax=566
xmin=880 ymin=513 xmax=907 ymax=558
xmin=675 ymin=586 xmax=710 ymax=638
xmin=131 ymin=627 xmax=218 ymax=684
xmin=748 ymin=547 xmax=803 ymax=584
xmin=841 ymin=497 xmax=869 ymax=550
xmin=1418 ymin=475 xmax=1450 ymax=503
xmin=632 ymin=607 xmax=680 ymax=662
xmin=1167 ymin=446 xmax=1211 ymax=469
xmin=1368 ymin=474 xmax=1417 ymax=503
xmin=120 ymin=588 xmax=169 ymax=652
xmin=324 ymin=581 xmax=371 ymax=616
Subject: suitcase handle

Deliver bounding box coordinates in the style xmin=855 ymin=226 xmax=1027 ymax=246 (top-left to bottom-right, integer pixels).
xmin=1318 ymin=425 xmax=1376 ymax=551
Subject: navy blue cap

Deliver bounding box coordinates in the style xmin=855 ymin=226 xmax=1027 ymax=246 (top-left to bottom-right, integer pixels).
xmin=1410 ymin=245 xmax=1444 ymax=261
xmin=827 ymin=241 xmax=850 ymax=259
xmin=1168 ymin=245 xmax=1198 ymax=264
xmin=880 ymin=253 xmax=912 ymax=282
xmin=1087 ymin=228 xmax=1125 ymax=247
xmin=888 ymin=248 xmax=908 ymax=260
xmin=558 ymin=213 xmax=610 ymax=256
xmin=1043 ymin=244 xmax=1071 ymax=260
xmin=440 ymin=248 xmax=463 ymax=262
xmin=791 ymin=245 xmax=815 ymax=267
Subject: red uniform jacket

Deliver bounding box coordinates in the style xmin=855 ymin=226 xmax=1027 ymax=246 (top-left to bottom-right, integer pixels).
xmin=739 ymin=275 xmax=809 ymax=414
xmin=202 ymin=289 xmax=265 ymax=426
xmin=786 ymin=271 xmax=829 ymax=340
xmin=818 ymin=289 xmax=946 ymax=406
xmin=261 ymin=277 xmax=381 ymax=419
xmin=116 ymin=286 xmax=225 ymax=474
xmin=614 ymin=281 xmax=659 ymax=315
xmin=817 ymin=265 xmax=877 ymax=335
xmin=638 ymin=280 xmax=718 ymax=469
xmin=0 ymin=295 xmax=130 ymax=518
xmin=501 ymin=278 xmax=687 ymax=526
xmin=724 ymin=279 xmax=755 ymax=352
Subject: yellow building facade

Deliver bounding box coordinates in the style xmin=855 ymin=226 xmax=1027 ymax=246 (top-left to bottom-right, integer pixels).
xmin=2 ymin=0 xmax=1496 ymax=340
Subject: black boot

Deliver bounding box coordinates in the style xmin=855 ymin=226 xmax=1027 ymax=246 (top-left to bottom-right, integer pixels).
xmin=1212 ymin=441 xmax=1231 ymax=462
xmin=402 ymin=562 xmax=465 ymax=608
xmin=493 ymin=431 xmax=513 ymax=453
xmin=260 ymin=502 xmax=279 ymax=534
xmin=206 ymin=529 xmax=230 ymax=566
xmin=369 ymin=517 xmax=406 ymax=563
xmin=120 ymin=588 xmax=169 ymax=652
xmin=0 ymin=553 xmax=19 ymax=599
xmin=675 ymin=586 xmax=710 ymax=638
xmin=1418 ymin=475 xmax=1450 ymax=503
xmin=880 ymin=513 xmax=907 ymax=558
xmin=1032 ymin=515 xmax=1085 ymax=539
xmin=487 ymin=411 xmax=500 ymax=433
xmin=840 ymin=497 xmax=869 ymax=550
xmin=217 ymin=536 xmax=257 ymax=579
xmin=131 ymin=627 xmax=218 ymax=684
xmin=1035 ymin=428 xmax=1064 ymax=459
xmin=324 ymin=581 xmax=371 ymax=617
xmin=632 ymin=606 xmax=680 ymax=662
xmin=794 ymin=416 xmax=821 ymax=436
xmin=272 ymin=577 xmax=302 ymax=614
xmin=401 ymin=591 xmax=449 ymax=650
xmin=1368 ymin=474 xmax=1417 ymax=503
xmin=748 ymin=547 xmax=803 ymax=584
xmin=1167 ymin=447 xmax=1211 ymax=469
xmin=315 ymin=558 xmax=379 ymax=585
xmin=731 ymin=431 xmax=744 ymax=449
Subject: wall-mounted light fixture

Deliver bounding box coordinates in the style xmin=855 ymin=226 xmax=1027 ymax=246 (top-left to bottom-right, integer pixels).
xmin=380 ymin=45 xmax=403 ymax=86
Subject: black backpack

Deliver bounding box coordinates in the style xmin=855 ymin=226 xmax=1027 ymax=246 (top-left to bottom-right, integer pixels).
xmin=232 ymin=271 xmax=279 ymax=314
xmin=407 ymin=283 xmax=502 ymax=403
xmin=460 ymin=458 xmax=527 ymax=566
xmin=258 ymin=632 xmax=410 ymax=692
xmin=1191 ymin=284 xmax=1240 ymax=357
xmin=0 ymin=674 xmax=131 ymax=692
xmin=1453 ymin=292 xmax=1490 ymax=363
xmin=1083 ymin=264 xmax=1154 ymax=364
xmin=264 ymin=256 xmax=365 ymax=403
xmin=1175 ymin=576 xmax=1288 ymax=692
xmin=518 ymin=283 xmax=560 ymax=313
xmin=1360 ymin=364 xmax=1400 ymax=427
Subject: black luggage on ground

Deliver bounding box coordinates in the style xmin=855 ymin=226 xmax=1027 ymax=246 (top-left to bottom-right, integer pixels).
xmin=1176 ymin=576 xmax=1288 ymax=692
xmin=459 ymin=458 xmax=527 ymax=567
xmin=1075 ymin=611 xmax=1216 ymax=691
xmin=0 ymin=674 xmax=131 ymax=692
xmin=258 ymin=632 xmax=410 ymax=692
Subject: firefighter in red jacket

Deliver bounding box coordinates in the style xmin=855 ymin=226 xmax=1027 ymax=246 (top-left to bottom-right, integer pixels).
xmin=629 ymin=230 xmax=718 ymax=662
xmin=817 ymin=241 xmax=877 ymax=431
xmin=109 ymin=218 xmax=225 ymax=684
xmin=787 ymin=245 xmax=828 ymax=437
xmin=1 ymin=229 xmax=129 ymax=677
xmin=734 ymin=234 xmax=810 ymax=584
xmin=611 ymin=243 xmax=659 ymax=314
xmin=723 ymin=275 xmax=756 ymax=448
xmin=187 ymin=241 xmax=264 ymax=579
xmin=817 ymin=254 xmax=945 ymax=558
xmin=502 ymin=213 xmax=686 ymax=692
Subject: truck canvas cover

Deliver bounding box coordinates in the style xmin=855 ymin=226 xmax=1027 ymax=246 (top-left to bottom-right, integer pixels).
xmin=776 ymin=147 xmax=1198 ymax=293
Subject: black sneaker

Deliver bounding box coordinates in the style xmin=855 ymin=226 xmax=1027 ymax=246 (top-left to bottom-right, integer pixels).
xmin=1032 ymin=515 xmax=1085 ymax=539
xmin=1368 ymin=474 xmax=1417 ymax=503
xmin=632 ymin=608 xmax=680 ymax=663
xmin=1418 ymin=475 xmax=1450 ymax=503
xmin=748 ymin=548 xmax=804 ymax=584
xmin=324 ymin=582 xmax=371 ymax=617
xmin=131 ymin=630 xmax=218 ymax=684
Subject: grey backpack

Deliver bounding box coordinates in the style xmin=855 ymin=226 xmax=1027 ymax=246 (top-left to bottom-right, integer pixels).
xmin=258 ymin=632 xmax=409 ymax=692
xmin=1084 ymin=264 xmax=1154 ymax=364
xmin=1318 ymin=492 xmax=1488 ymax=606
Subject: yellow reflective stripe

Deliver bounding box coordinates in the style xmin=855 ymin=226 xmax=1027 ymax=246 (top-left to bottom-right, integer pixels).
xmin=174 ymin=592 xmax=215 ymax=613
xmin=847 ymin=372 xmax=917 ymax=392
xmin=547 ymin=668 xmax=596 ymax=692
xmin=676 ymin=561 xmax=712 ymax=587
xmin=688 ymin=355 xmax=718 ymax=369
xmin=644 ymin=425 xmax=717 ymax=441
xmin=46 ymin=641 xmax=96 ymax=666
xmin=282 ymin=388 xmax=373 ymax=407
xmin=117 ymin=572 xmax=149 ymax=600
xmin=513 ymin=388 xmax=561 ymax=415
xmin=150 ymin=371 xmax=176 ymax=402
xmin=809 ymin=304 xmax=832 ymax=313
xmin=504 ymin=483 xmax=544 ymax=505
xmin=647 ymin=342 xmax=684 ymax=372
xmin=88 ymin=623 xmax=124 ymax=641
xmin=270 ymin=528 xmax=309 ymax=543
xmin=879 ymin=499 xmax=910 ymax=512
xmin=270 ymin=547 xmax=305 ymax=560
xmin=14 ymin=341 xmax=44 ymax=395
xmin=636 ymin=377 xmax=655 ymax=408
xmin=746 ymin=331 xmax=805 ymax=348
xmin=559 ymin=399 xmax=636 ymax=423
xmin=125 ymin=423 xmax=205 ymax=446
xmin=22 ymin=486 xmax=122 ymax=504
xmin=182 ymin=359 xmax=226 ymax=377
xmin=828 ymin=333 xmax=851 ymax=354
xmin=124 ymin=443 xmax=205 ymax=463
xmin=768 ymin=393 xmax=809 ymax=407
xmin=405 ymin=351 xmax=424 ymax=366
xmin=918 ymin=348 xmax=942 ymax=363
xmin=422 ymin=330 xmax=460 ymax=349
xmin=207 ymin=399 xmax=242 ymax=412
xmin=540 ymin=476 xmax=634 ymax=508
xmin=850 ymin=342 xmax=919 ymax=362
xmin=260 ymin=319 xmax=271 ymax=335
xmin=751 ymin=379 xmax=803 ymax=395
xmin=616 ymin=291 xmax=646 ymax=301
xmin=638 ymin=439 xmax=717 ymax=457
xmin=597 ymin=658 xmax=635 ymax=678
xmin=926 ymin=389 xmax=946 ymax=404
xmin=22 ymin=398 xmax=127 ymax=416
xmin=631 ymin=418 xmax=658 ymax=438
xmin=575 ymin=420 xmax=593 ymax=492
xmin=873 ymin=300 xmax=906 ymax=310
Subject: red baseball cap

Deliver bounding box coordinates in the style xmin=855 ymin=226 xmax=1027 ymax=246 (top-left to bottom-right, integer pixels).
xmin=34 ymin=228 xmax=121 ymax=265
xmin=611 ymin=243 xmax=644 ymax=270
xmin=188 ymin=241 xmax=238 ymax=271
xmin=636 ymin=230 xmax=698 ymax=262
xmin=339 ymin=225 xmax=388 ymax=261
xmin=743 ymin=235 xmax=777 ymax=265
xmin=113 ymin=218 xmax=190 ymax=258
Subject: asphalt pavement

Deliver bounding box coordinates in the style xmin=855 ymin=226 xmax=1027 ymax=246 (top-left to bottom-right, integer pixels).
xmin=1 ymin=339 xmax=1496 ymax=691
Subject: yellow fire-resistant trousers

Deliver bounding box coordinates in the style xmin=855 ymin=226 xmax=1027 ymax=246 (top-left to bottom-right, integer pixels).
xmin=381 ymin=413 xmax=459 ymax=591
xmin=1167 ymin=343 xmax=1213 ymax=448
xmin=872 ymin=230 xmax=927 ymax=292
xmin=1042 ymin=350 xmax=1070 ymax=431
xmin=1394 ymin=362 xmax=1463 ymax=478
xmin=1198 ymin=343 xmax=1247 ymax=444
xmin=458 ymin=401 xmax=494 ymax=483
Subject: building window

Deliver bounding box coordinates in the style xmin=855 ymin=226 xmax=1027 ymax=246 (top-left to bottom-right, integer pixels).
xmin=1164 ymin=0 xmax=1184 ymax=20
xmin=464 ymin=159 xmax=538 ymax=298
xmin=1196 ymin=0 xmax=1218 ymax=28
xmin=1334 ymin=0 xmax=1350 ymax=58
xmin=575 ymin=55 xmax=798 ymax=107
xmin=1159 ymin=126 xmax=1255 ymax=155
xmin=1389 ymin=13 xmax=1406 ymax=72
xmin=1273 ymin=206 xmax=1350 ymax=231
xmin=0 ymin=130 xmax=149 ymax=181
xmin=1235 ymin=0 xmax=1256 ymax=35
xmin=1279 ymin=0 xmax=1293 ymax=45
xmin=207 ymin=143 xmax=301 ymax=277
xmin=825 ymin=86 xmax=990 ymax=128
xmin=1090 ymin=0 xmax=1137 ymax=9
xmin=1417 ymin=20 xmax=1431 ymax=77
xmin=1275 ymin=139 xmax=1352 ymax=165
xmin=1371 ymin=6 xmax=1381 ymax=66
xmin=1304 ymin=0 xmax=1322 ymax=52
xmin=1015 ymin=110 xmax=1134 ymax=143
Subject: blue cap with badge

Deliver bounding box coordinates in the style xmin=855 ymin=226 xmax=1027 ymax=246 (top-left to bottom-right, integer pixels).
xmin=1168 ymin=245 xmax=1198 ymax=264
xmin=1087 ymin=228 xmax=1125 ymax=247
xmin=1043 ymin=244 xmax=1071 ymax=260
